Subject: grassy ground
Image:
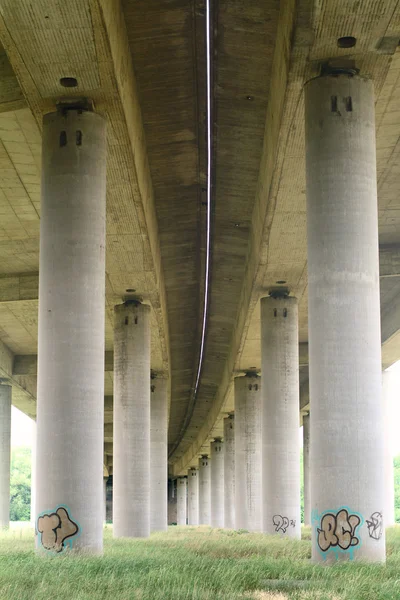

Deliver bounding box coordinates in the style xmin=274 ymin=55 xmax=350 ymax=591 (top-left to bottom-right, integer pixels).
xmin=1 ymin=526 xmax=400 ymax=600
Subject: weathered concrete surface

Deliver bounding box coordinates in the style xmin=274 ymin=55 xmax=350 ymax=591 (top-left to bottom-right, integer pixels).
xmin=176 ymin=477 xmax=187 ymax=526
xmin=0 ymin=385 xmax=11 ymax=528
xmin=223 ymin=415 xmax=235 ymax=529
xmin=303 ymin=413 xmax=310 ymax=526
xmin=210 ymin=439 xmax=224 ymax=528
xmin=306 ymin=74 xmax=385 ymax=563
xmin=187 ymin=468 xmax=199 ymax=526
xmin=150 ymin=376 xmax=168 ymax=532
xmin=261 ymin=296 xmax=300 ymax=538
xmin=113 ymin=302 xmax=151 ymax=539
xmin=36 ymin=109 xmax=106 ymax=553
xmin=198 ymin=455 xmax=211 ymax=526
xmin=167 ymin=479 xmax=177 ymax=525
xmin=234 ymin=375 xmax=262 ymax=532
xmin=382 ymin=370 xmax=395 ymax=527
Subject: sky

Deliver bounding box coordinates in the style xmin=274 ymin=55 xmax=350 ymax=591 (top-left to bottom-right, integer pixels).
xmin=11 ymin=359 xmax=400 ymax=454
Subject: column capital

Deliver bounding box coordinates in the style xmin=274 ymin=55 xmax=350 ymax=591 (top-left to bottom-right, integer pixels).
xmin=243 ymin=371 xmax=260 ymax=379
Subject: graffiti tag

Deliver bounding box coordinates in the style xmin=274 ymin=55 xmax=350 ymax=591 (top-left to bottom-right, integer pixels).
xmin=272 ymin=515 xmax=296 ymax=533
xmin=317 ymin=509 xmax=361 ymax=552
xmin=366 ymin=512 xmax=383 ymax=541
xmin=37 ymin=506 xmax=79 ymax=553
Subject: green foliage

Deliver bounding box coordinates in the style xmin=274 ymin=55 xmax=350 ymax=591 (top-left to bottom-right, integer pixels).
xmin=9 ymin=446 xmax=31 ymax=522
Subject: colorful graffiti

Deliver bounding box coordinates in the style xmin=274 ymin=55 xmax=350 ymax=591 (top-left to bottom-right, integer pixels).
xmin=312 ymin=507 xmax=363 ymax=560
xmin=37 ymin=506 xmax=79 ymax=553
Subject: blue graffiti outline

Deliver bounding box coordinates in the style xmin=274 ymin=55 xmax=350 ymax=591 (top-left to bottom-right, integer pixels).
xmin=312 ymin=506 xmax=364 ymax=561
xmin=36 ymin=504 xmax=81 ymax=555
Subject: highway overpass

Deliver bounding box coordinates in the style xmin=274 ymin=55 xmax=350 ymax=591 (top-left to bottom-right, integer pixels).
xmin=0 ymin=0 xmax=398 ymax=563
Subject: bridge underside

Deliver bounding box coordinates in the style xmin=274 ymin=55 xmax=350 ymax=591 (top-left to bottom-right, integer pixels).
xmin=0 ymin=0 xmax=398 ymax=560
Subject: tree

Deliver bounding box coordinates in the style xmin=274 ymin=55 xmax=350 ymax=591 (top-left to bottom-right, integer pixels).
xmin=10 ymin=446 xmax=31 ymax=521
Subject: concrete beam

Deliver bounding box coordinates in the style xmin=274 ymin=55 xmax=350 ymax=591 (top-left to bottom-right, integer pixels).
xmin=104 ymin=423 xmax=113 ymax=442
xmin=0 ymin=274 xmax=38 ymax=303
xmin=0 ymin=46 xmax=26 ymax=113
xmin=298 ymin=277 xmax=400 ymax=413
xmin=13 ymin=351 xmax=114 ymax=376
xmin=379 ymin=246 xmax=400 ymax=278
xmin=299 ymin=343 xmax=308 ymax=367
xmin=300 ymin=381 xmax=309 ymax=413
xmin=0 ymin=335 xmax=36 ymax=418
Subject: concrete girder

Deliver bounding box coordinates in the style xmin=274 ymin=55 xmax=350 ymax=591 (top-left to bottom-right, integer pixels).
xmin=380 ymin=246 xmax=400 ymax=278
xmin=0 ymin=334 xmax=36 ymax=418
xmin=0 ymin=43 xmax=25 ymax=113
xmin=13 ymin=352 xmax=114 ymax=376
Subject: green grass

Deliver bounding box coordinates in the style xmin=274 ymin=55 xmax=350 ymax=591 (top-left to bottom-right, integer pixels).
xmin=1 ymin=526 xmax=400 ymax=600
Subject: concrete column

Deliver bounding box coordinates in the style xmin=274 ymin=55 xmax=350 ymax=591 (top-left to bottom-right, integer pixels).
xmin=223 ymin=415 xmax=235 ymax=529
xmin=167 ymin=479 xmax=177 ymax=525
xmin=234 ymin=375 xmax=262 ymax=531
xmin=30 ymin=420 xmax=36 ymax=527
xmin=150 ymin=375 xmax=168 ymax=532
xmin=36 ymin=108 xmax=106 ymax=552
xmin=113 ymin=302 xmax=151 ymax=538
xmin=382 ymin=370 xmax=395 ymax=527
xmin=210 ymin=439 xmax=224 ymax=528
xmin=198 ymin=455 xmax=211 ymax=525
xmin=303 ymin=413 xmax=311 ymax=526
xmin=177 ymin=477 xmax=187 ymax=525
xmin=187 ymin=468 xmax=199 ymax=525
xmin=261 ymin=295 xmax=301 ymax=538
xmin=305 ymin=73 xmax=385 ymax=562
xmin=0 ymin=385 xmax=11 ymax=529
xmin=103 ymin=478 xmax=108 ymax=524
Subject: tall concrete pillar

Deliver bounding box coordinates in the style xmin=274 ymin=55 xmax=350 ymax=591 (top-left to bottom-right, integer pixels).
xmin=198 ymin=455 xmax=211 ymax=525
xmin=223 ymin=415 xmax=235 ymax=529
xmin=103 ymin=478 xmax=108 ymax=523
xmin=113 ymin=302 xmax=151 ymax=538
xmin=150 ymin=375 xmax=168 ymax=532
xmin=303 ymin=413 xmax=311 ymax=526
xmin=382 ymin=370 xmax=395 ymax=527
xmin=261 ymin=295 xmax=301 ymax=538
xmin=30 ymin=420 xmax=36 ymax=527
xmin=177 ymin=477 xmax=187 ymax=525
xmin=0 ymin=385 xmax=11 ymax=529
xmin=36 ymin=108 xmax=106 ymax=552
xmin=234 ymin=375 xmax=262 ymax=531
xmin=305 ymin=73 xmax=385 ymax=562
xmin=210 ymin=439 xmax=224 ymax=528
xmin=187 ymin=468 xmax=199 ymax=525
